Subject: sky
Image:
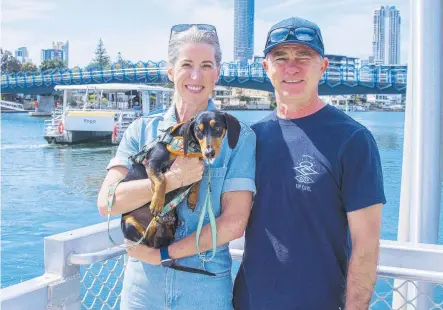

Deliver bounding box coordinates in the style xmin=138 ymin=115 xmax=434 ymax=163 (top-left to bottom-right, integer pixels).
xmin=1 ymin=0 xmax=409 ymax=68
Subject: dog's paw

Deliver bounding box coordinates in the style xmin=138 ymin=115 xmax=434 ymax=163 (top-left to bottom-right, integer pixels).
xmin=145 ymin=218 xmax=159 ymax=247
xmin=149 ymin=200 xmax=164 ymax=216
xmin=187 ymin=199 xmax=197 ymax=211
xmin=187 ymin=191 xmax=198 ymax=211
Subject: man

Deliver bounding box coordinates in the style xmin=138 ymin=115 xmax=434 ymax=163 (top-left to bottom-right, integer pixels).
xmin=233 ymin=17 xmax=386 ymax=310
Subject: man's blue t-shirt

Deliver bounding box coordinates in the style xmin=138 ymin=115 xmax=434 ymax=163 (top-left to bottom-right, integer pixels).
xmin=233 ymin=105 xmax=386 ymax=310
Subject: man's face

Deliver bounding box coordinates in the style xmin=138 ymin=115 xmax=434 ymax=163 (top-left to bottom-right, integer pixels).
xmin=263 ymin=43 xmax=328 ymax=101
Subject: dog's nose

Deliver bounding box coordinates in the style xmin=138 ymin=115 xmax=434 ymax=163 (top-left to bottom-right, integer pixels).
xmin=204 ymin=149 xmax=215 ymax=158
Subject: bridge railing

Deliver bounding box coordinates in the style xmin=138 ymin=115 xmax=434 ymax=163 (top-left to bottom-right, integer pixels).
xmin=1 ymin=61 xmax=407 ymax=91
xmin=0 ymin=100 xmax=25 ymax=111
xmin=1 ymin=219 xmax=442 ymax=310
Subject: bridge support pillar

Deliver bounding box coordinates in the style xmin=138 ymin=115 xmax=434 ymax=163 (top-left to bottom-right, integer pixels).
xmin=36 ymin=95 xmax=55 ymax=113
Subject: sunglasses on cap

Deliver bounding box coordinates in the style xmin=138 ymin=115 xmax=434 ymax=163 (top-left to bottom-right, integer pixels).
xmin=266 ymin=26 xmax=324 ymax=50
xmin=169 ymin=24 xmax=218 ymax=39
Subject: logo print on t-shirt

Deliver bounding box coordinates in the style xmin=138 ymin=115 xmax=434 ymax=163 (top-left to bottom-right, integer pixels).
xmin=293 ymin=155 xmax=318 ymax=187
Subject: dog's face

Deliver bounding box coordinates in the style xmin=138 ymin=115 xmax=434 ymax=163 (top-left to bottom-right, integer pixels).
xmin=190 ymin=110 xmax=241 ymax=164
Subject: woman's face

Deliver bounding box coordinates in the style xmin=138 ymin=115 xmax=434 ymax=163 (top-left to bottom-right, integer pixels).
xmin=168 ymin=43 xmax=220 ymax=105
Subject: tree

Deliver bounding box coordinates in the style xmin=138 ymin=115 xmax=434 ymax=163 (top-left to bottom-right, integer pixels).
xmin=90 ymin=38 xmax=110 ymax=68
xmin=21 ymin=62 xmax=38 ymax=72
xmin=115 ymin=52 xmax=130 ymax=68
xmin=268 ymin=93 xmax=276 ymax=110
xmin=1 ymin=49 xmax=21 ymax=74
xmin=40 ymin=59 xmax=66 ymax=71
xmin=116 ymin=52 xmax=124 ymax=64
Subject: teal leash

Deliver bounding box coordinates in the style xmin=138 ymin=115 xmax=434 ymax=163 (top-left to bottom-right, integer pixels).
xmin=107 ymin=179 xmax=194 ymax=249
xmin=107 ymin=179 xmax=148 ymax=249
xmin=195 ymin=164 xmax=218 ymax=262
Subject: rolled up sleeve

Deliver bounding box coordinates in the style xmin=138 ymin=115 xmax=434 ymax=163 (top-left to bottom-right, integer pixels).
xmin=106 ymin=119 xmax=142 ymax=170
xmin=222 ymin=125 xmax=256 ymax=194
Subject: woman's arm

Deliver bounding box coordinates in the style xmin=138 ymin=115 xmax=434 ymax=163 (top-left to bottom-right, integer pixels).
xmin=126 ymin=190 xmax=252 ymax=264
xmin=97 ymin=157 xmax=204 ymax=216
xmin=168 ymin=190 xmax=252 ymax=258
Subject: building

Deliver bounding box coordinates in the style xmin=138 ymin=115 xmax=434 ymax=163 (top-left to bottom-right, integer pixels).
xmin=15 ymin=47 xmax=30 ymax=64
xmin=252 ymin=55 xmax=264 ymax=63
xmin=53 ymin=41 xmax=69 ymax=67
xmin=367 ymin=94 xmax=404 ymax=110
xmin=372 ymin=7 xmax=386 ymax=64
xmin=361 ymin=59 xmax=370 ymax=66
xmin=234 ymin=0 xmax=254 ymax=63
xmin=212 ymin=86 xmax=271 ymax=110
xmin=212 ymin=86 xmax=234 ymax=108
xmin=372 ymin=6 xmax=401 ymax=65
xmin=325 ymin=54 xmax=359 ymax=81
xmin=41 ymin=49 xmax=64 ymax=63
xmin=387 ymin=6 xmax=401 ymax=65
xmin=359 ymin=63 xmax=407 ymax=82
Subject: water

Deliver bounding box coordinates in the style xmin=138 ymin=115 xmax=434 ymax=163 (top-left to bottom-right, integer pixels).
xmin=1 ymin=111 xmax=443 ymax=293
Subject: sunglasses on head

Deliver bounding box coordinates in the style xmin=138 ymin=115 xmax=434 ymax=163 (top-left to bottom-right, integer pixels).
xmin=169 ymin=24 xmax=218 ymax=39
xmin=266 ymin=26 xmax=324 ymax=49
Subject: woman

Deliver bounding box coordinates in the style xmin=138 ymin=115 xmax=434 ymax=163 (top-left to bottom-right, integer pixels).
xmin=97 ymin=24 xmax=256 ymax=310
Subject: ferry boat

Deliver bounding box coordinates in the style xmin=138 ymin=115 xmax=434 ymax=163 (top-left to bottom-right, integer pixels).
xmin=43 ymin=83 xmax=172 ymax=144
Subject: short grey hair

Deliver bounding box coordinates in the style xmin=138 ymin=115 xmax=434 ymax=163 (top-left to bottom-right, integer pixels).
xmin=168 ymin=26 xmax=222 ymax=68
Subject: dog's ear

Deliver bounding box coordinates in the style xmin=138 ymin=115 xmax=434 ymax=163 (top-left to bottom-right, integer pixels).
xmin=223 ymin=112 xmax=241 ymax=149
xmin=182 ymin=119 xmax=195 ymax=156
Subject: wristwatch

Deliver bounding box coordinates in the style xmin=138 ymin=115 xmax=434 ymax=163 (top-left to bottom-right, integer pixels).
xmin=160 ymin=247 xmax=173 ymax=267
xmin=159 ymin=246 xmax=216 ymax=276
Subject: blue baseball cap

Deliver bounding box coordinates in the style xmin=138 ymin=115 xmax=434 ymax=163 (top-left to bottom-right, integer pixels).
xmin=263 ymin=17 xmax=325 ymax=57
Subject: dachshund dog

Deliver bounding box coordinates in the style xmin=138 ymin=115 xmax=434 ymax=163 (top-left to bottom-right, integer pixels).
xmin=120 ymin=110 xmax=241 ymax=249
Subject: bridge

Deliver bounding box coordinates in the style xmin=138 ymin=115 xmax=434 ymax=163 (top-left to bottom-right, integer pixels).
xmin=1 ymin=61 xmax=407 ymax=95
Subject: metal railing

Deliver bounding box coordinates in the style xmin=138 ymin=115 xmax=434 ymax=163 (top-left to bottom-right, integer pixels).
xmin=114 ymin=112 xmax=139 ymax=143
xmin=43 ymin=108 xmax=64 ymax=137
xmin=69 ymin=248 xmax=126 ymax=309
xmin=2 ymin=221 xmax=442 ymax=310
xmin=372 ymin=268 xmax=443 ymax=309
xmin=68 ymin=249 xmax=443 ymax=310
xmin=0 ymin=100 xmax=25 ymax=111
xmin=0 ymin=61 xmax=408 ymax=91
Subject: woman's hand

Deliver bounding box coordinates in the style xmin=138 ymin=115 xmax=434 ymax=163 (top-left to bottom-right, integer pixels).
xmin=125 ymin=240 xmax=161 ymax=265
xmin=168 ymin=157 xmax=204 ymax=187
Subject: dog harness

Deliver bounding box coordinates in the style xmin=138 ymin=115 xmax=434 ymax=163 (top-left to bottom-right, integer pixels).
xmin=130 ymin=122 xmax=203 ymax=165
xmin=164 ymin=123 xmax=203 ymax=158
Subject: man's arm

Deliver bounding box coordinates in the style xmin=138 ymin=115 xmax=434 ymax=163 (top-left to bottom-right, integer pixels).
xmin=345 ymin=203 xmax=382 ymax=310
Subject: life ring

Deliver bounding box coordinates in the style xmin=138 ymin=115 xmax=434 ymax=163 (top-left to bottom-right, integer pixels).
xmin=112 ymin=123 xmax=118 ymax=142
xmin=57 ymin=121 xmax=64 ymax=134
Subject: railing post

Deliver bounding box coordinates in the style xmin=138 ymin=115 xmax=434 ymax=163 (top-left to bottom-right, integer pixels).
xmin=43 ymin=235 xmax=82 ymax=309
xmin=396 ymin=0 xmax=443 ymax=309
